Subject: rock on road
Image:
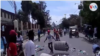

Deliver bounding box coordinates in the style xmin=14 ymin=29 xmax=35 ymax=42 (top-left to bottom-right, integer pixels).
xmin=23 ymin=31 xmax=94 ymax=56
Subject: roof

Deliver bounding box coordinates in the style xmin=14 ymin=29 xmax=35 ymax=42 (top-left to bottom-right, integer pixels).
xmin=1 ymin=8 xmax=15 ymax=16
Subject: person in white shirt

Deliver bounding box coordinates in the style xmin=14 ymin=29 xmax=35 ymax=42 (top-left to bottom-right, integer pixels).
xmin=16 ymin=31 xmax=23 ymax=52
xmin=44 ymin=31 xmax=55 ymax=54
xmin=24 ymin=30 xmax=35 ymax=56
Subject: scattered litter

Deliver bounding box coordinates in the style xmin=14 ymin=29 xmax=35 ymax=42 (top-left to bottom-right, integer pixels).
xmin=35 ymin=45 xmax=44 ymax=52
xmin=69 ymin=47 xmax=89 ymax=56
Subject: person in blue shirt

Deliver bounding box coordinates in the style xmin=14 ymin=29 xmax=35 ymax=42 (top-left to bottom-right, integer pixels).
xmin=1 ymin=33 xmax=7 ymax=55
xmin=92 ymin=43 xmax=100 ymax=53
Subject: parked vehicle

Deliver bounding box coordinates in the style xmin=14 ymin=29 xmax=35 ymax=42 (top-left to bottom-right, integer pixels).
xmin=69 ymin=27 xmax=79 ymax=38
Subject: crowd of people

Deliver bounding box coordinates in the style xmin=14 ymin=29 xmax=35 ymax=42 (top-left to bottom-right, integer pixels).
xmin=1 ymin=28 xmax=67 ymax=56
xmin=83 ymin=26 xmax=97 ymax=39
xmin=1 ymin=27 xmax=100 ymax=56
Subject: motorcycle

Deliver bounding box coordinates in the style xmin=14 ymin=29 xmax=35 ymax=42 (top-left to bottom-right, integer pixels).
xmin=16 ymin=43 xmax=22 ymax=53
xmin=95 ymin=50 xmax=100 ymax=56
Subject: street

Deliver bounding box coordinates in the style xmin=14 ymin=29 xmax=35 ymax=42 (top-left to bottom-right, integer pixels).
xmin=23 ymin=31 xmax=94 ymax=56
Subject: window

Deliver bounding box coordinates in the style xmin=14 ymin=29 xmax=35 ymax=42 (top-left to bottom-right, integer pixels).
xmin=4 ymin=12 xmax=6 ymax=18
xmin=11 ymin=15 xmax=13 ymax=19
xmin=12 ymin=16 xmax=14 ymax=19
xmin=8 ymin=14 xmax=9 ymax=19
xmin=0 ymin=11 xmax=2 ymax=17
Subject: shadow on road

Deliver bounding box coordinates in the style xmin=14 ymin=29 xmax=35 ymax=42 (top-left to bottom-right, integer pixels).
xmin=82 ymin=37 xmax=94 ymax=44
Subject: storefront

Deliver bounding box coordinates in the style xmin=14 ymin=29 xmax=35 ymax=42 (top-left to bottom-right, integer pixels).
xmin=1 ymin=18 xmax=14 ymax=43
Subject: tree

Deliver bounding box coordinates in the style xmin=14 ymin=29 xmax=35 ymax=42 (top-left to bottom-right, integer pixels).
xmin=21 ymin=1 xmax=50 ymax=29
xmin=79 ymin=1 xmax=100 ymax=39
xmin=17 ymin=10 xmax=28 ymax=22
xmin=60 ymin=18 xmax=69 ymax=29
xmin=68 ymin=14 xmax=80 ymax=26
xmin=21 ymin=1 xmax=32 ymax=22
xmin=31 ymin=1 xmax=50 ymax=29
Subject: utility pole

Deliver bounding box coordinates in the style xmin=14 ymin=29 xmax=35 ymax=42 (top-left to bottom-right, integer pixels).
xmin=64 ymin=14 xmax=66 ymax=18
xmin=14 ymin=1 xmax=17 ymax=19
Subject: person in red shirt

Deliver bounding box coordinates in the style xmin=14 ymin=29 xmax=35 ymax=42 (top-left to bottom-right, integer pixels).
xmin=8 ymin=30 xmax=18 ymax=56
xmin=55 ymin=31 xmax=60 ymax=41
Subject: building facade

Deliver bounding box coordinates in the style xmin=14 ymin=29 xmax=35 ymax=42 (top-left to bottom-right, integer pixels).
xmin=1 ymin=9 xmax=15 ymax=25
xmin=1 ymin=9 xmax=15 ymax=43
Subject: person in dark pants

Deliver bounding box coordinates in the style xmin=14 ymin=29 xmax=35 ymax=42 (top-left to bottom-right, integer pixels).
xmin=44 ymin=31 xmax=55 ymax=54
xmin=29 ymin=30 xmax=34 ymax=41
xmin=38 ymin=29 xmax=41 ymax=42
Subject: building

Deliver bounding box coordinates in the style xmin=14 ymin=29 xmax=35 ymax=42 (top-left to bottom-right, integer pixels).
xmin=1 ymin=8 xmax=16 ymax=43
xmin=1 ymin=9 xmax=15 ymax=25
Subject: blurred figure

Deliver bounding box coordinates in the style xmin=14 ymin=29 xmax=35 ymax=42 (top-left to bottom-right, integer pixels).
xmin=92 ymin=43 xmax=100 ymax=56
xmin=44 ymin=30 xmax=55 ymax=54
xmin=64 ymin=28 xmax=66 ymax=35
xmin=53 ymin=28 xmax=56 ymax=36
xmin=1 ymin=33 xmax=7 ymax=55
xmin=88 ymin=27 xmax=94 ymax=39
xmin=59 ymin=29 xmax=63 ymax=37
xmin=47 ymin=29 xmax=50 ymax=34
xmin=16 ymin=31 xmax=23 ymax=52
xmin=84 ymin=26 xmax=88 ymax=37
xmin=8 ymin=30 xmax=18 ymax=56
xmin=43 ymin=28 xmax=46 ymax=36
xmin=94 ymin=27 xmax=97 ymax=37
xmin=38 ymin=29 xmax=41 ymax=42
xmin=55 ymin=31 xmax=60 ymax=41
xmin=24 ymin=30 xmax=36 ymax=56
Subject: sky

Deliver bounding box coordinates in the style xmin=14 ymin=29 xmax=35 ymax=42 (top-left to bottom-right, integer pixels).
xmin=1 ymin=1 xmax=80 ymax=25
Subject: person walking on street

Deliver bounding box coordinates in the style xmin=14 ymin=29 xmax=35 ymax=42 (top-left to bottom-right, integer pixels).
xmin=38 ymin=29 xmax=41 ymax=42
xmin=44 ymin=31 xmax=55 ymax=54
xmin=59 ymin=29 xmax=63 ymax=37
xmin=53 ymin=28 xmax=56 ymax=36
xmin=43 ymin=28 xmax=46 ymax=36
xmin=16 ymin=31 xmax=23 ymax=53
xmin=30 ymin=30 xmax=34 ymax=41
xmin=8 ymin=30 xmax=18 ymax=56
xmin=55 ymin=31 xmax=60 ymax=41
xmin=64 ymin=28 xmax=66 ymax=35
xmin=24 ymin=30 xmax=36 ymax=56
xmin=1 ymin=33 xmax=7 ymax=56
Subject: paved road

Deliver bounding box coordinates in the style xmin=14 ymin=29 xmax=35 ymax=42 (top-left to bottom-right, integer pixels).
xmin=23 ymin=31 xmax=94 ymax=56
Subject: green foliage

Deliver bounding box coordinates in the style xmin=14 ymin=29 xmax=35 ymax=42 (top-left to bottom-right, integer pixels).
xmin=17 ymin=1 xmax=50 ymax=29
xmin=79 ymin=1 xmax=100 ymax=27
xmin=79 ymin=1 xmax=100 ymax=38
xmin=17 ymin=10 xmax=29 ymax=22
xmin=60 ymin=18 xmax=69 ymax=28
xmin=60 ymin=14 xmax=81 ymax=28
xmin=21 ymin=1 xmax=32 ymax=15
xmin=30 ymin=1 xmax=50 ymax=29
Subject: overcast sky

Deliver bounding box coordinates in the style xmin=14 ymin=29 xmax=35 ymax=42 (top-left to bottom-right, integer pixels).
xmin=1 ymin=1 xmax=80 ymax=25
